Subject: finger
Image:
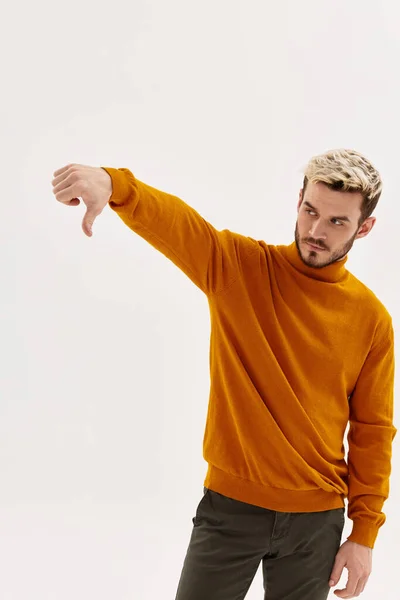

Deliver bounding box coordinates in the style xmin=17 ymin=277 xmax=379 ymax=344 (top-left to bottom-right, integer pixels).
xmin=82 ymin=208 xmax=99 ymax=237
xmin=52 ymin=169 xmax=78 ymax=195
xmin=334 ymin=573 xmax=360 ymax=598
xmin=329 ymin=560 xmax=345 ymax=587
xmin=82 ymin=220 xmax=93 ymax=237
xmin=55 ymin=194 xmax=81 ymax=207
xmin=53 ymin=179 xmax=83 ymax=206
xmin=53 ymin=164 xmax=75 ymax=177
xmin=356 ymin=576 xmax=368 ymax=596
xmin=353 ymin=581 xmax=363 ymax=596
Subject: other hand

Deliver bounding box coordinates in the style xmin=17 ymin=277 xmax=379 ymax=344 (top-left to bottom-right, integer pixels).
xmin=329 ymin=540 xmax=372 ymax=598
xmin=52 ymin=163 xmax=113 ymax=237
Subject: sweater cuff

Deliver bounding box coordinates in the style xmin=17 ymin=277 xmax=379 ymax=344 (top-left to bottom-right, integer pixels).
xmin=100 ymin=167 xmax=136 ymax=207
xmin=347 ymin=519 xmax=378 ymax=549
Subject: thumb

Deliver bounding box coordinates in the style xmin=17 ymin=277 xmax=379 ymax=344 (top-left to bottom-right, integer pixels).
xmin=82 ymin=209 xmax=99 ymax=237
xmin=329 ymin=558 xmax=345 ymax=587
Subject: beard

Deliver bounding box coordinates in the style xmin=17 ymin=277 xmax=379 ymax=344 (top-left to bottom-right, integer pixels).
xmin=294 ymin=222 xmax=359 ymax=269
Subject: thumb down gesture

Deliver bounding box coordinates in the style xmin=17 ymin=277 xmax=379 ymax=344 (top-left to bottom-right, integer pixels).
xmin=52 ymin=164 xmax=113 ymax=237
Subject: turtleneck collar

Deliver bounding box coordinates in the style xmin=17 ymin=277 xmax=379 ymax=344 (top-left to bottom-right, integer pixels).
xmin=281 ymin=241 xmax=349 ymax=283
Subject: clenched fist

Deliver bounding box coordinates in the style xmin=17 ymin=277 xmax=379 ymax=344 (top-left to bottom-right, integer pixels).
xmin=52 ymin=164 xmax=113 ymax=237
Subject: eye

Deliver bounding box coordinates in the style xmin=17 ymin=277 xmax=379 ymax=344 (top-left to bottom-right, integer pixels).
xmin=306 ymin=210 xmax=343 ymax=226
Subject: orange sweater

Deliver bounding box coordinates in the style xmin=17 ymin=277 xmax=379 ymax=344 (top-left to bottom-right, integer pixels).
xmin=102 ymin=166 xmax=397 ymax=549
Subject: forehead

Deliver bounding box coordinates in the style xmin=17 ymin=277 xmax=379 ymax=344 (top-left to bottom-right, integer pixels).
xmin=303 ymin=182 xmax=362 ymax=219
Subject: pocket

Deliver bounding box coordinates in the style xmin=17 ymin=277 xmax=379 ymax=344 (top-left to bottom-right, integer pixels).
xmin=192 ymin=487 xmax=221 ymax=527
xmin=192 ymin=487 xmax=210 ymax=525
xmin=333 ymin=507 xmax=346 ymax=532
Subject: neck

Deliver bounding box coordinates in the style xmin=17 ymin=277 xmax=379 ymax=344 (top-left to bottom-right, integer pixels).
xmin=283 ymin=241 xmax=349 ymax=283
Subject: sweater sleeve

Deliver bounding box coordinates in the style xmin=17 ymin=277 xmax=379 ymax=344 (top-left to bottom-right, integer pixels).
xmin=101 ymin=167 xmax=258 ymax=295
xmin=346 ymin=316 xmax=397 ymax=549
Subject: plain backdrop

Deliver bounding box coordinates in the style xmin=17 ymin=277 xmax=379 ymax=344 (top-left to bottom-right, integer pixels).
xmin=2 ymin=0 xmax=399 ymax=598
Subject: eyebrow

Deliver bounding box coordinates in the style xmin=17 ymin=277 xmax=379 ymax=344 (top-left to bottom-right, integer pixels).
xmin=303 ymin=201 xmax=351 ymax=223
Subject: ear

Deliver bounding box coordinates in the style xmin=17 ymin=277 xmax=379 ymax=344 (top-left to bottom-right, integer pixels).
xmin=297 ymin=189 xmax=303 ymax=211
xmin=355 ymin=216 xmax=376 ymax=240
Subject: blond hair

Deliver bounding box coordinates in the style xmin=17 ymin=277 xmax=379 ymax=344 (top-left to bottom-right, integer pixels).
xmin=302 ymin=149 xmax=383 ymax=225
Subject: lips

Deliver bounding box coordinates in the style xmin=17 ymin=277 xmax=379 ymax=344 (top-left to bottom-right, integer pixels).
xmin=306 ymin=242 xmax=325 ymax=251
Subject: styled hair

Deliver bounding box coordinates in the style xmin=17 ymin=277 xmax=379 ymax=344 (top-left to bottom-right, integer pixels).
xmin=302 ymin=149 xmax=383 ymax=227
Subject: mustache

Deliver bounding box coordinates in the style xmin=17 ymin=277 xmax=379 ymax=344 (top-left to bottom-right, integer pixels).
xmin=306 ymin=240 xmax=326 ymax=250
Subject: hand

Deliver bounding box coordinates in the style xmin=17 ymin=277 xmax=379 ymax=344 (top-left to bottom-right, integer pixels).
xmin=329 ymin=540 xmax=372 ymax=598
xmin=52 ymin=163 xmax=113 ymax=237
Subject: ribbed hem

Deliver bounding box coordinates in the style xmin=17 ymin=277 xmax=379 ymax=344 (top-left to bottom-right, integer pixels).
xmin=204 ymin=464 xmax=345 ymax=513
xmin=101 ymin=167 xmax=136 ymax=207
xmin=347 ymin=521 xmax=378 ymax=549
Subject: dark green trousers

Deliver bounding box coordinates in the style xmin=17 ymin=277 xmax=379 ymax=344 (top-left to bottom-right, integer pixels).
xmin=175 ymin=487 xmax=345 ymax=600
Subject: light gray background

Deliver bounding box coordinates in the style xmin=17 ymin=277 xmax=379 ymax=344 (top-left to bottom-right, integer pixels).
xmin=2 ymin=0 xmax=399 ymax=598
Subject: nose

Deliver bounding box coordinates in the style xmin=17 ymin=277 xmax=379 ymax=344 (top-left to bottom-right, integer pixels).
xmin=308 ymin=221 xmax=327 ymax=242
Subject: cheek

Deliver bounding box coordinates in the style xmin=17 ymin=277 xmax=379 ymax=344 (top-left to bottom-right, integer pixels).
xmin=297 ymin=214 xmax=307 ymax=231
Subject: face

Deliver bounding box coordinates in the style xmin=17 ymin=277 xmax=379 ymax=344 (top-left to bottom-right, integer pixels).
xmin=295 ymin=182 xmax=376 ymax=269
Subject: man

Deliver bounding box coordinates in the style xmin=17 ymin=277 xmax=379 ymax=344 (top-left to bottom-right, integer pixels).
xmin=52 ymin=148 xmax=397 ymax=599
